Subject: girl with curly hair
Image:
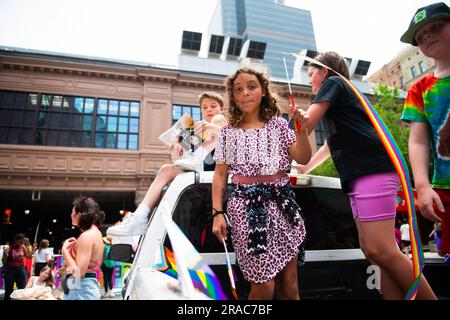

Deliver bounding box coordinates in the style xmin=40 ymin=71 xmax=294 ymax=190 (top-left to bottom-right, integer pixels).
xmin=212 ymin=67 xmax=311 ymax=299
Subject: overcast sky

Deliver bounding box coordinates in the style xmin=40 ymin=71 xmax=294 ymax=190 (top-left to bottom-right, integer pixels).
xmin=0 ymin=0 xmax=446 ymax=76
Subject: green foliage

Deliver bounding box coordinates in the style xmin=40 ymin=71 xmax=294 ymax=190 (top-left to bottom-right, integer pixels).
xmin=310 ymin=83 xmax=411 ymax=178
xmin=310 ymin=157 xmax=339 ymax=177
xmin=372 ymin=84 xmax=410 ymax=167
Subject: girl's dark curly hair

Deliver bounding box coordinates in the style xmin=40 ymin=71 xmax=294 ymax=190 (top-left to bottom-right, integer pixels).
xmin=225 ymin=67 xmax=281 ymax=127
xmin=72 ymin=196 xmax=105 ymax=231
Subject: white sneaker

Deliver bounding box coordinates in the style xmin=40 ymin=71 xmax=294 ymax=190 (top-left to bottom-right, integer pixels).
xmin=107 ymin=212 xmax=148 ymax=236
xmin=174 ymin=152 xmax=204 ymax=172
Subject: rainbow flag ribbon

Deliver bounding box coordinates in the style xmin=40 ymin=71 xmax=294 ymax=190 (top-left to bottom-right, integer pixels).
xmin=289 ymin=53 xmax=424 ymax=300
xmin=158 ymin=205 xmax=228 ymax=300
xmin=157 ymin=246 xmax=228 ymax=300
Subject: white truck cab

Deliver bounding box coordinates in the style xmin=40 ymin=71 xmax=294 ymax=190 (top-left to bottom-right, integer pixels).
xmin=110 ymin=171 xmax=448 ymax=300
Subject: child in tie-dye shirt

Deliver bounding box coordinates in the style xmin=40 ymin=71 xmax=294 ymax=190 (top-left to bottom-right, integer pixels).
xmin=400 ymin=2 xmax=450 ymax=256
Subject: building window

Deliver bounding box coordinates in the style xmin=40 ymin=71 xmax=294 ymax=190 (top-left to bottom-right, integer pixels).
xmin=354 ymin=60 xmax=371 ymax=76
xmin=410 ymin=66 xmax=417 ymax=78
xmin=227 ymin=37 xmax=243 ymax=57
xmin=247 ymin=41 xmax=266 ymax=60
xmin=418 ymin=61 xmax=425 ymax=74
xmin=302 ymin=50 xmax=319 ymax=66
xmin=181 ymin=31 xmax=202 ymax=51
xmin=314 ymin=120 xmax=326 ymax=149
xmin=0 ymin=91 xmax=34 ymax=145
xmin=94 ymin=99 xmax=140 ymax=150
xmin=281 ymin=113 xmax=326 ymax=149
xmin=209 ymin=35 xmax=224 ymax=54
xmin=0 ymin=90 xmax=140 ymax=150
xmin=172 ymin=104 xmax=201 ymax=125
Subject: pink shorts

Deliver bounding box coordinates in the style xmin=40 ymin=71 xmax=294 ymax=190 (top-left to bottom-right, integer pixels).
xmin=347 ymin=172 xmax=400 ymax=222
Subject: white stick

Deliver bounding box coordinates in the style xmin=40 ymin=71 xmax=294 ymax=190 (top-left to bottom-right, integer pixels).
xmin=282 ymin=56 xmax=293 ymax=94
xmin=222 ymin=238 xmax=236 ymax=289
xmin=33 ymin=221 xmax=40 ymax=244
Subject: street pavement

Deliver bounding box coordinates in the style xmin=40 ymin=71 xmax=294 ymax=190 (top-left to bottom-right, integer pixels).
xmin=0 ymin=287 xmax=123 ymax=300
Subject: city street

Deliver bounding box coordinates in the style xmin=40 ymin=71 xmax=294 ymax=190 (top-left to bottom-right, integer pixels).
xmin=0 ymin=287 xmax=122 ymax=300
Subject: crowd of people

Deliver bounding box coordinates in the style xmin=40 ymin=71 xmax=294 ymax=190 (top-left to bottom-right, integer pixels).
xmin=1 ymin=235 xmax=59 ymax=299
xmin=1 ymin=2 xmax=449 ymax=301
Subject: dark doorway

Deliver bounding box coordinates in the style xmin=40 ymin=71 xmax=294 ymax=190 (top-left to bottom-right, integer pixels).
xmin=0 ymin=190 xmax=135 ymax=252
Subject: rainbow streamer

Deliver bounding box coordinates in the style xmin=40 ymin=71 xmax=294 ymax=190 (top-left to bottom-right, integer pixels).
xmin=159 ymin=204 xmax=228 ymax=300
xmin=289 ymin=53 xmax=424 ymax=300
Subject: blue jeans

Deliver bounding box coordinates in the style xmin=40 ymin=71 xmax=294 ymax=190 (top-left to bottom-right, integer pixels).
xmin=63 ymin=277 xmax=101 ymax=300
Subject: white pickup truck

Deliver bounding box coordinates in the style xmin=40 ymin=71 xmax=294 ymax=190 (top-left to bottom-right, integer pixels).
xmin=110 ymin=171 xmax=449 ymax=300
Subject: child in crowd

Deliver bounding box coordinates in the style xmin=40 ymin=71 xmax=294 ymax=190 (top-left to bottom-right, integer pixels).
xmin=212 ymin=67 xmax=311 ymax=300
xmin=33 ymin=239 xmax=53 ymax=276
xmin=400 ymin=2 xmax=450 ymax=258
xmin=291 ymin=51 xmax=436 ymax=299
xmin=400 ymin=218 xmax=411 ymax=255
xmin=107 ymin=92 xmax=226 ymax=236
xmin=26 ymin=265 xmax=55 ymax=289
xmin=429 ymin=223 xmax=442 ymax=252
xmin=101 ymin=236 xmax=115 ymax=298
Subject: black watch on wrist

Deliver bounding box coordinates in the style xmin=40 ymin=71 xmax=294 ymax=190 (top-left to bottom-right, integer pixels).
xmin=212 ymin=208 xmax=224 ymax=217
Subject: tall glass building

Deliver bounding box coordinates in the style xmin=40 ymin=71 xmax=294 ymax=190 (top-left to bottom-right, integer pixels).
xmin=208 ymin=0 xmax=317 ymax=79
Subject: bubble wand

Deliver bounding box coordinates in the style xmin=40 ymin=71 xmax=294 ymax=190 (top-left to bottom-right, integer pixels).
xmin=33 ymin=221 xmax=41 ymax=245
xmin=283 ymin=55 xmax=302 ymax=132
xmin=222 ymin=238 xmax=238 ymax=300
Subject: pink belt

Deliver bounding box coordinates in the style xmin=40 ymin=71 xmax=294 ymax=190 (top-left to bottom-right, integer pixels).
xmin=232 ymin=171 xmax=288 ymax=184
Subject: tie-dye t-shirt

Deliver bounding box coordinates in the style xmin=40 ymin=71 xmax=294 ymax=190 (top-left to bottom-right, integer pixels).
xmin=401 ymin=73 xmax=450 ymax=189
